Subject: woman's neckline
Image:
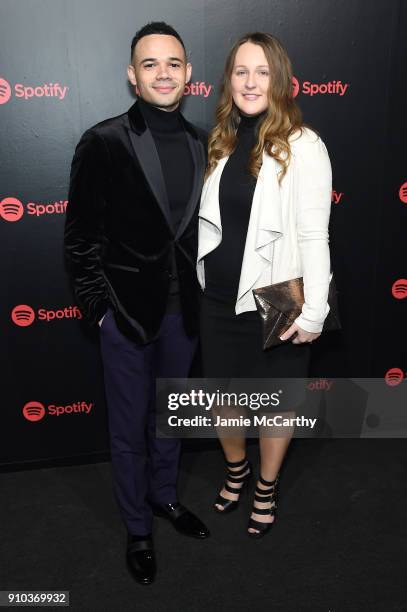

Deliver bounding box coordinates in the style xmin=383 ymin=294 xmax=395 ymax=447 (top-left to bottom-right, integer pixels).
xmin=238 ymin=110 xmax=266 ymax=131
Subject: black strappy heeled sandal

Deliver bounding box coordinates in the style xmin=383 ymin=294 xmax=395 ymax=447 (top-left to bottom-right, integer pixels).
xmin=214 ymin=457 xmax=252 ymax=514
xmin=247 ymin=474 xmax=279 ymax=538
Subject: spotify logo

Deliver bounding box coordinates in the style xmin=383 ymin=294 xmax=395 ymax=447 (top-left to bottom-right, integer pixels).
xmin=391 ymin=279 xmax=407 ymax=300
xmin=291 ymin=76 xmax=349 ymax=98
xmin=22 ymin=400 xmax=94 ymax=422
xmin=0 ymin=78 xmax=68 ymax=103
xmin=0 ymin=197 xmax=24 ymax=222
xmin=11 ymin=305 xmax=35 ymax=327
xmin=292 ymin=76 xmax=300 ymax=98
xmin=399 ymin=182 xmax=407 ymax=204
xmin=384 ymin=368 xmax=404 ymax=387
xmin=0 ymin=196 xmax=68 ymax=221
xmin=0 ymin=78 xmax=12 ymax=105
xmin=11 ymin=304 xmax=82 ymax=326
xmin=23 ymin=402 xmax=46 ymax=422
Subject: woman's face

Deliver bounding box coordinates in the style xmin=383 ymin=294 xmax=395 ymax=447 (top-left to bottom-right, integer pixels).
xmin=230 ymin=42 xmax=270 ymax=116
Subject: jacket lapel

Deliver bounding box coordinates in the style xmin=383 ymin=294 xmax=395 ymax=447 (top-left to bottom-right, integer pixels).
xmin=197 ymin=152 xmax=284 ymax=300
xmin=197 ymin=157 xmax=226 ymax=257
xmin=237 ymin=154 xmax=283 ymax=300
xmin=124 ymin=102 xmax=174 ymax=234
xmin=175 ymin=122 xmax=206 ymax=239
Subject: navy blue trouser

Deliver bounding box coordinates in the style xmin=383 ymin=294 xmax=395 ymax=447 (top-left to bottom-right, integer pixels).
xmin=100 ymin=309 xmax=197 ymax=536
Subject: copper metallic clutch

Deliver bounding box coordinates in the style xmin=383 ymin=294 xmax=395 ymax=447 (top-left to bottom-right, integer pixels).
xmin=253 ymin=276 xmax=341 ymax=349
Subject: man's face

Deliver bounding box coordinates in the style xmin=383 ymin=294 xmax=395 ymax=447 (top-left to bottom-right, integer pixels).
xmin=127 ymin=34 xmax=192 ymax=111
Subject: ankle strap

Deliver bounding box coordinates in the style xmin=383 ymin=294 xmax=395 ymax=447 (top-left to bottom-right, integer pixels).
xmin=255 ymin=485 xmax=274 ymax=496
xmin=255 ymin=491 xmax=276 ymax=501
xmin=227 ymin=464 xmax=249 ymax=479
xmin=226 ymin=457 xmax=247 ymax=468
xmin=259 ymin=474 xmax=278 ymax=487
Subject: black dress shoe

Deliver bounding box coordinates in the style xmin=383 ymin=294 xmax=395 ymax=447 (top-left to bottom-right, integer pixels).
xmin=126 ymin=534 xmax=156 ymax=585
xmin=153 ymin=503 xmax=210 ymax=539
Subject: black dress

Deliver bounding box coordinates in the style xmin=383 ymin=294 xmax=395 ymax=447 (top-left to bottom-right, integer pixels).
xmin=200 ymin=112 xmax=310 ymax=398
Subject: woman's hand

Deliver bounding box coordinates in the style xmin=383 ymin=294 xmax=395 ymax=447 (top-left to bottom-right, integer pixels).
xmin=279 ymin=322 xmax=321 ymax=344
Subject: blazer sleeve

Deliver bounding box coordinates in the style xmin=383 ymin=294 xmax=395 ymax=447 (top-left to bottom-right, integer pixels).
xmin=64 ymin=128 xmax=111 ymax=326
xmin=294 ymin=133 xmax=332 ymax=333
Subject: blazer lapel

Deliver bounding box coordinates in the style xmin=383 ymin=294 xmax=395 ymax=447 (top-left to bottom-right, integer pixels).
xmin=124 ymin=103 xmax=173 ymax=234
xmin=175 ymin=120 xmax=206 ymax=239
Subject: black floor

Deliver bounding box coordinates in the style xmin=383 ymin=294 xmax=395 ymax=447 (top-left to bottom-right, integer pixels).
xmin=1 ymin=440 xmax=406 ymax=612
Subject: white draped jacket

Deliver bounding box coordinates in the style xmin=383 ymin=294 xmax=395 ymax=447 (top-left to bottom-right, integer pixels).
xmin=197 ymin=127 xmax=333 ymax=333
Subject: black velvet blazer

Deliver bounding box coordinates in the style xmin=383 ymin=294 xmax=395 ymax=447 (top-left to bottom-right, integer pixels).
xmin=64 ymin=101 xmax=207 ymax=343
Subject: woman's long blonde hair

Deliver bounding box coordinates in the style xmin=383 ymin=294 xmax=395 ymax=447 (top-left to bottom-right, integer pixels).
xmin=207 ymin=32 xmax=305 ymax=183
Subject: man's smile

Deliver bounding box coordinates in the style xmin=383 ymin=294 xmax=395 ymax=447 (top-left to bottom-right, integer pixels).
xmin=153 ymin=84 xmax=176 ymax=93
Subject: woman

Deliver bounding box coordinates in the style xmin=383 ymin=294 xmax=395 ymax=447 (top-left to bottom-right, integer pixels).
xmin=197 ymin=33 xmax=332 ymax=538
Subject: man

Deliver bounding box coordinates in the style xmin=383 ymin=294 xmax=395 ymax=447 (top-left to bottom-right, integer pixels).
xmin=64 ymin=22 xmax=209 ymax=585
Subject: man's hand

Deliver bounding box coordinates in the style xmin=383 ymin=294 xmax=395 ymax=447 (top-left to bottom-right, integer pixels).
xmin=279 ymin=322 xmax=321 ymax=344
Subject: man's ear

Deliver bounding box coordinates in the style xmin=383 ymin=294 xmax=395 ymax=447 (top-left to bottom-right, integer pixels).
xmin=127 ymin=64 xmax=137 ymax=87
xmin=186 ymin=62 xmax=192 ymax=84
xmin=127 ymin=64 xmax=140 ymax=95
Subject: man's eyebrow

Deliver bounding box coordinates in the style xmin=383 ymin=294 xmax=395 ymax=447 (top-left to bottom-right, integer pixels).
xmin=140 ymin=56 xmax=185 ymax=65
xmin=139 ymin=57 xmax=156 ymax=65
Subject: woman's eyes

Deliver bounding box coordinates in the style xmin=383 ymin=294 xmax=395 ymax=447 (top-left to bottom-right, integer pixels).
xmin=235 ymin=70 xmax=269 ymax=76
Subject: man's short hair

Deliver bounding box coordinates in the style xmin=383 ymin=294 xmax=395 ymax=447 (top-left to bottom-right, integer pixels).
xmin=130 ymin=22 xmax=186 ymax=61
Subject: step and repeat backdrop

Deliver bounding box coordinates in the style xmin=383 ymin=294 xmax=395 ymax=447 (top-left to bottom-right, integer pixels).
xmin=1 ymin=0 xmax=406 ymax=466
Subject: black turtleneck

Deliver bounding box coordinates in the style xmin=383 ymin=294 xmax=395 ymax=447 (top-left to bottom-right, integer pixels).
xmin=138 ymin=98 xmax=194 ymax=232
xmin=138 ymin=97 xmax=195 ymax=312
xmin=204 ymin=111 xmax=265 ymax=302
